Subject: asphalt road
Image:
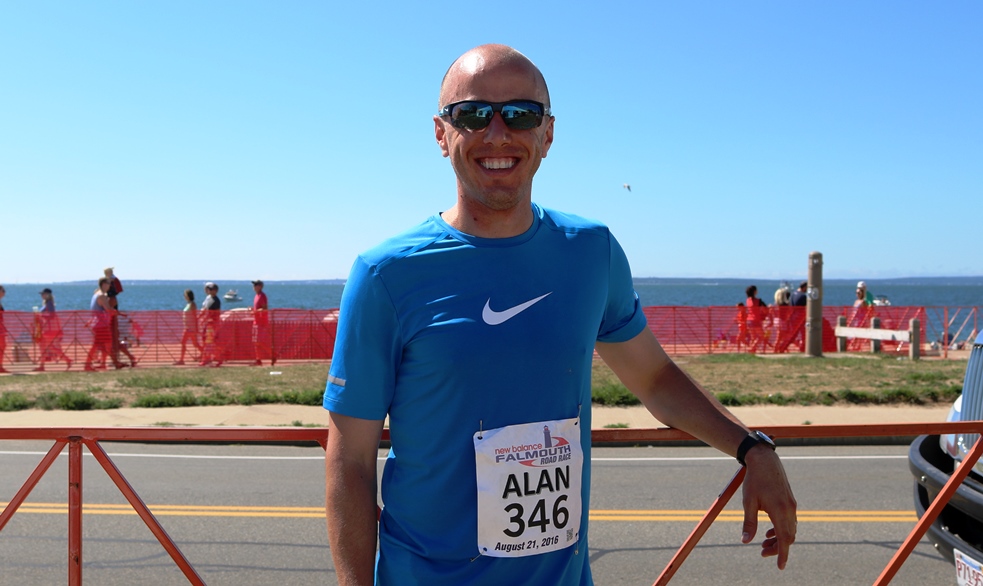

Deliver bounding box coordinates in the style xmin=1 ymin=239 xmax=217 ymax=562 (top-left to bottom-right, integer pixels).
xmin=0 ymin=441 xmax=957 ymax=585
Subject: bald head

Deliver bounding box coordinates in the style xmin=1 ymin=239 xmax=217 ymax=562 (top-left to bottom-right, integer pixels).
xmin=439 ymin=44 xmax=550 ymax=110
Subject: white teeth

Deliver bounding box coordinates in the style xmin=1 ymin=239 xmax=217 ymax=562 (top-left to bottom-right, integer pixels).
xmin=480 ymin=158 xmax=515 ymax=170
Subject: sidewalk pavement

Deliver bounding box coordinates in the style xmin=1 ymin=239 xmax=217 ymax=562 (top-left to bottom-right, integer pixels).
xmin=0 ymin=403 xmax=953 ymax=430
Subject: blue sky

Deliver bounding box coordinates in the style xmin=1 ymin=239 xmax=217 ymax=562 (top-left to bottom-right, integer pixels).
xmin=2 ymin=2 xmax=980 ymax=284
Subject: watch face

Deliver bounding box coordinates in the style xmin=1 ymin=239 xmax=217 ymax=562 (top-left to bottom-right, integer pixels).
xmin=755 ymin=430 xmax=776 ymax=448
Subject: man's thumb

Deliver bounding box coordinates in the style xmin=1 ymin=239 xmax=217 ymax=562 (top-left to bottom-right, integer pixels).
xmin=742 ymin=513 xmax=757 ymax=544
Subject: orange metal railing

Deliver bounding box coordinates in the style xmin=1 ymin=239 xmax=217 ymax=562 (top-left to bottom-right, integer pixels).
xmin=595 ymin=422 xmax=983 ymax=585
xmin=2 ymin=422 xmax=982 ymax=584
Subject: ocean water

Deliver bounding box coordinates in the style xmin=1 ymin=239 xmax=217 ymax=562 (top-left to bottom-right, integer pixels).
xmin=1 ymin=277 xmax=981 ymax=312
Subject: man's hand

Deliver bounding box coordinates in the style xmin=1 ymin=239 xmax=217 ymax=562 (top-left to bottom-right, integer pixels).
xmin=741 ymin=445 xmax=797 ymax=569
xmin=596 ymin=329 xmax=798 ymax=568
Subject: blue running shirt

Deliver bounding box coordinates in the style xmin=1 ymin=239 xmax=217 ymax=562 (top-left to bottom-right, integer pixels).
xmin=324 ymin=204 xmax=647 ymax=585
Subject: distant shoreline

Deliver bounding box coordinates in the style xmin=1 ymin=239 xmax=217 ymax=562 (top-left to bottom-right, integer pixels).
xmin=6 ymin=276 xmax=983 ymax=286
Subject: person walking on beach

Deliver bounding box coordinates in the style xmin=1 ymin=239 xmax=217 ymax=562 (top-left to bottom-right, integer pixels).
xmin=85 ymin=278 xmax=122 ymax=371
xmin=745 ymin=285 xmax=769 ymax=352
xmin=771 ymin=285 xmax=792 ymax=352
xmin=104 ymin=267 xmax=125 ymax=365
xmin=199 ymin=282 xmax=223 ymax=367
xmin=323 ymin=44 xmax=796 ymax=586
xmin=175 ymin=289 xmax=201 ymax=365
xmin=35 ymin=288 xmax=72 ymax=371
xmin=735 ymin=302 xmax=750 ymax=350
xmin=251 ymin=280 xmax=274 ymax=366
xmin=789 ymin=281 xmax=808 ymax=307
xmin=855 ymin=281 xmax=874 ymax=307
xmin=0 ymin=285 xmax=8 ymax=374
xmin=781 ymin=281 xmax=810 ymax=353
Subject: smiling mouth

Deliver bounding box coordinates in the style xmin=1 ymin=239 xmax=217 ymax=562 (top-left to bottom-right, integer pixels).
xmin=479 ymin=158 xmax=517 ymax=170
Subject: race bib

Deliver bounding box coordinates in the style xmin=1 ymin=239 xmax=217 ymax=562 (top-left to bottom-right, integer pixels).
xmin=474 ymin=416 xmax=583 ymax=558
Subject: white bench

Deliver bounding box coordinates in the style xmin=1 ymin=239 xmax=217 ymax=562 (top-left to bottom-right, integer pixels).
xmin=835 ymin=316 xmax=920 ymax=360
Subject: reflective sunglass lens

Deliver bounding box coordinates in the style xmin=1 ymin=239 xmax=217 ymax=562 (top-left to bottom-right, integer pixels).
xmin=446 ymin=101 xmax=545 ymax=131
xmin=453 ymin=104 xmax=492 ymax=130
xmin=500 ymin=105 xmax=541 ymax=130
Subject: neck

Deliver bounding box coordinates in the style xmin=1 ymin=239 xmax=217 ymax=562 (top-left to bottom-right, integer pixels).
xmin=442 ymin=200 xmax=534 ymax=239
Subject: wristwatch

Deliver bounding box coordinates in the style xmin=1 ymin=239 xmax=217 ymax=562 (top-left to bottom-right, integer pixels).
xmin=736 ymin=430 xmax=776 ymax=466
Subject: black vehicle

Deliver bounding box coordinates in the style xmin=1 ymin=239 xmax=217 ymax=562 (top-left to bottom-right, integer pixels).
xmin=909 ymin=330 xmax=983 ymax=582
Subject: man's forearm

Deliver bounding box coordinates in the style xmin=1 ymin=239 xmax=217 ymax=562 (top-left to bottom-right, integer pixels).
xmin=596 ymin=330 xmax=748 ymax=454
xmin=325 ymin=453 xmax=379 ymax=585
xmin=638 ymin=360 xmax=749 ymax=455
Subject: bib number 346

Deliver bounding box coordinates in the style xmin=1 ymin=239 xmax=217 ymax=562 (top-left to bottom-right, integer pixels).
xmin=474 ymin=416 xmax=583 ymax=558
xmin=504 ymin=494 xmax=569 ymax=537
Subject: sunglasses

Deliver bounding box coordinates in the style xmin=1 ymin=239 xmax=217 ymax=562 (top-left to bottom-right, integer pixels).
xmin=438 ymin=100 xmax=550 ymax=131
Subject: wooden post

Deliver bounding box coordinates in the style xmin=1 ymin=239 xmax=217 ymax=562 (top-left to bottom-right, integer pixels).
xmin=910 ymin=319 xmax=920 ymax=361
xmin=805 ymin=251 xmax=824 ymax=357
xmin=836 ymin=315 xmax=847 ymax=352
xmin=871 ymin=317 xmax=881 ymax=353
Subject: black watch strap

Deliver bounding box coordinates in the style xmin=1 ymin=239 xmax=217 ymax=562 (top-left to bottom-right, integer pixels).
xmin=736 ymin=431 xmax=775 ymax=466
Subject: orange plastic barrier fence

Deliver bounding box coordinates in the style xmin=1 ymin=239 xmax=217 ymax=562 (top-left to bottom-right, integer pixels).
xmin=2 ymin=422 xmax=981 ymax=584
xmin=643 ymin=305 xmax=977 ymax=356
xmin=0 ymin=308 xmax=339 ymax=370
xmin=0 ymin=306 xmax=976 ymax=372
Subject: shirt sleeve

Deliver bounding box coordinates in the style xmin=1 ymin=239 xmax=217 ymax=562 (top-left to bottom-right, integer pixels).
xmin=323 ymin=256 xmax=401 ymax=421
xmin=596 ymin=231 xmax=648 ymax=343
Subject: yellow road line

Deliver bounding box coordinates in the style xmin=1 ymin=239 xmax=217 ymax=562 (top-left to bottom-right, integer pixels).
xmin=590 ymin=511 xmax=917 ymax=522
xmin=2 ymin=503 xmax=918 ymax=522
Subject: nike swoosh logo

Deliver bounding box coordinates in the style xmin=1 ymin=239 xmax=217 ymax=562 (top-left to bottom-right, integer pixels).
xmin=482 ymin=292 xmax=552 ymax=326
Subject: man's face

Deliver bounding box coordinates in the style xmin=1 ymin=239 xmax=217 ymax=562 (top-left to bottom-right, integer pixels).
xmin=253 ymin=283 xmax=263 ymax=293
xmin=434 ymin=59 xmax=554 ymax=212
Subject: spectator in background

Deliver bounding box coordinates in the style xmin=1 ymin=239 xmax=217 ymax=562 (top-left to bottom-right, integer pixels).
xmin=35 ymin=288 xmax=72 ymax=371
xmin=773 ymin=285 xmax=790 ymax=307
xmin=735 ymin=302 xmax=749 ymax=350
xmin=251 ymin=280 xmax=274 ymax=366
xmin=116 ymin=314 xmax=139 ymax=367
xmin=771 ymin=285 xmax=792 ymax=351
xmin=782 ymin=281 xmax=810 ymax=353
xmin=745 ymin=285 xmax=769 ymax=352
xmin=105 ymin=267 xmax=125 ymax=366
xmin=85 ymin=278 xmax=122 ymax=371
xmin=850 ymin=280 xmax=876 ymax=329
xmin=0 ymin=285 xmax=7 ymax=374
xmin=855 ymin=281 xmax=874 ymax=307
xmin=175 ymin=289 xmax=201 ymax=365
xmin=199 ymin=282 xmax=223 ymax=367
xmin=789 ymin=281 xmax=808 ymax=307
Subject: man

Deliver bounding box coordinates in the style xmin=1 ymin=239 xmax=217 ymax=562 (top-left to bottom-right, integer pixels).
xmin=199 ymin=282 xmax=223 ymax=367
xmin=104 ymin=267 xmax=127 ymax=366
xmin=35 ymin=288 xmax=72 ymax=371
xmin=856 ymin=281 xmax=874 ymax=307
xmin=104 ymin=267 xmax=124 ymax=309
xmin=789 ymin=281 xmax=808 ymax=307
xmin=251 ymin=279 xmax=274 ymax=366
xmin=84 ymin=278 xmax=121 ymax=371
xmin=323 ymin=44 xmax=797 ymax=585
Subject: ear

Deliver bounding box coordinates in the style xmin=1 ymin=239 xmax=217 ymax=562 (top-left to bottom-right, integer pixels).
xmin=434 ymin=116 xmax=450 ymax=158
xmin=540 ymin=116 xmax=555 ymax=158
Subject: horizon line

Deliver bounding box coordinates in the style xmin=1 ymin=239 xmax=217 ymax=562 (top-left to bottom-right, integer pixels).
xmin=4 ymin=275 xmax=983 ymax=286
